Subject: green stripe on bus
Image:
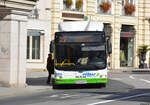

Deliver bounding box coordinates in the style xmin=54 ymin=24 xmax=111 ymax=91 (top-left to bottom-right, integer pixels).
xmin=55 ymin=78 xmax=108 ymax=84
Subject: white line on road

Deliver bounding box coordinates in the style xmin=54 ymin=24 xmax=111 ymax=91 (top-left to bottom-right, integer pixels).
xmin=60 ymin=95 xmax=79 ymax=99
xmin=129 ymin=75 xmax=135 ymax=80
xmin=63 ymin=94 xmax=69 ymax=95
xmin=49 ymin=95 xmax=59 ymax=97
xmin=129 ymin=75 xmax=150 ymax=84
xmin=140 ymin=79 xmax=150 ymax=84
xmin=87 ymin=92 xmax=150 ymax=105
xmin=111 ymin=78 xmax=122 ymax=81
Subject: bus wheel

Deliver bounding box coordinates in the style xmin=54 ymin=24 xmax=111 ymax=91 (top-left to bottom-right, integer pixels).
xmin=52 ymin=79 xmax=58 ymax=89
xmin=52 ymin=84 xmax=58 ymax=89
xmin=102 ymin=83 xmax=106 ymax=87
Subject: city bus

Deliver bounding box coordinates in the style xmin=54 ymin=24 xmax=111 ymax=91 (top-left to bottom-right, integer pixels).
xmin=51 ymin=21 xmax=112 ymax=89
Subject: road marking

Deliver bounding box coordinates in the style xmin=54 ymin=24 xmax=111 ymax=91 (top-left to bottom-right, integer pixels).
xmin=87 ymin=92 xmax=150 ymax=105
xmin=63 ymin=94 xmax=69 ymax=95
xmin=60 ymin=95 xmax=78 ymax=99
xmin=140 ymin=79 xmax=150 ymax=84
xmin=129 ymin=75 xmax=135 ymax=80
xmin=129 ymin=75 xmax=150 ymax=84
xmin=111 ymin=78 xmax=122 ymax=80
xmin=49 ymin=95 xmax=59 ymax=97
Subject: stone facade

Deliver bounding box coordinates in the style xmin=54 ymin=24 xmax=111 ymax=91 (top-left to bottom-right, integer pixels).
xmin=0 ymin=0 xmax=35 ymax=87
xmin=0 ymin=0 xmax=35 ymax=11
xmin=26 ymin=0 xmax=51 ymax=72
xmin=51 ymin=0 xmax=150 ymax=69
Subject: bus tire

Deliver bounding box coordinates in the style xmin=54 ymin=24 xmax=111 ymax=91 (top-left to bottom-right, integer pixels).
xmin=52 ymin=84 xmax=58 ymax=89
xmin=102 ymin=83 xmax=106 ymax=87
xmin=52 ymin=79 xmax=58 ymax=89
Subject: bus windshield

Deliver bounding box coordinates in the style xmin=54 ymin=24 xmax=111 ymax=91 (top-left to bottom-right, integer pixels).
xmin=55 ymin=44 xmax=106 ymax=70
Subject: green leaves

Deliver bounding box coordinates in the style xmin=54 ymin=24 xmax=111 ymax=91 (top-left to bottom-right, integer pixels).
xmin=137 ymin=45 xmax=150 ymax=56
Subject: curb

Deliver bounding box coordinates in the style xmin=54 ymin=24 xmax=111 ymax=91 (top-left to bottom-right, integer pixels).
xmin=108 ymin=70 xmax=150 ymax=73
xmin=132 ymin=69 xmax=150 ymax=72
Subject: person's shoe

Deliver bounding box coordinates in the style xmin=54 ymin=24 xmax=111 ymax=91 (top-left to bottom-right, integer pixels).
xmin=47 ymin=81 xmax=50 ymax=85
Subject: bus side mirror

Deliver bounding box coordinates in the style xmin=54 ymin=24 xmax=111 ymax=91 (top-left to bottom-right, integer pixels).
xmin=107 ymin=39 xmax=112 ymax=54
xmin=50 ymin=40 xmax=54 ymax=53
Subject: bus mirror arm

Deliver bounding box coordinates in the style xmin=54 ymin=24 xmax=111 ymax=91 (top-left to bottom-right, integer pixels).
xmin=107 ymin=39 xmax=112 ymax=54
xmin=50 ymin=40 xmax=54 ymax=53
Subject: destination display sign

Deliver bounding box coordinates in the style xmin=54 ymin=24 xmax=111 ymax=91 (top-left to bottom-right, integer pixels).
xmin=81 ymin=46 xmax=105 ymax=51
xmin=56 ymin=34 xmax=104 ymax=43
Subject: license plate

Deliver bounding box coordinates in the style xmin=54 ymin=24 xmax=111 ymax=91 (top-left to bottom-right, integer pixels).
xmin=75 ymin=80 xmax=87 ymax=84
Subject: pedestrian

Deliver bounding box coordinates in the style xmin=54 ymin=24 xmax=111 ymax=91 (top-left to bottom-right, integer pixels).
xmin=46 ymin=53 xmax=54 ymax=85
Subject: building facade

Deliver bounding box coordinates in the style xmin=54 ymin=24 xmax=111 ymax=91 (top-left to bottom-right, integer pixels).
xmin=0 ymin=0 xmax=36 ymax=87
xmin=51 ymin=0 xmax=150 ymax=69
xmin=26 ymin=0 xmax=51 ymax=71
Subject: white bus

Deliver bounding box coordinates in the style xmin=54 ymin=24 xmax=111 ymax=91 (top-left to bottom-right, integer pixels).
xmin=51 ymin=21 xmax=111 ymax=89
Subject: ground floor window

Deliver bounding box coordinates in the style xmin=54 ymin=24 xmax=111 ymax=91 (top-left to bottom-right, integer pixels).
xmin=27 ymin=30 xmax=43 ymax=61
xmin=120 ymin=37 xmax=134 ymax=67
xmin=120 ymin=25 xmax=135 ymax=67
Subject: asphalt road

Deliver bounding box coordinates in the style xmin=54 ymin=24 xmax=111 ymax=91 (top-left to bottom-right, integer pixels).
xmin=0 ymin=72 xmax=150 ymax=105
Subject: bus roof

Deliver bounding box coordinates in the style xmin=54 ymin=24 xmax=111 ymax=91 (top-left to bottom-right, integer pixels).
xmin=58 ymin=21 xmax=103 ymax=32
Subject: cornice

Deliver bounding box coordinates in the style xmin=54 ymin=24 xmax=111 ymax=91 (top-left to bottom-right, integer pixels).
xmin=0 ymin=0 xmax=36 ymax=11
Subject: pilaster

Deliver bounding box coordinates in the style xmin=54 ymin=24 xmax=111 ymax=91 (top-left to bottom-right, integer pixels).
xmin=111 ymin=0 xmax=121 ymax=69
xmin=51 ymin=0 xmax=61 ymax=40
xmin=86 ymin=0 xmax=96 ymax=17
xmin=0 ymin=9 xmax=28 ymax=87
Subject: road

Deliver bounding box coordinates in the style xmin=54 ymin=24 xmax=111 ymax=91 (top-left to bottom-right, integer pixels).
xmin=0 ymin=71 xmax=150 ymax=105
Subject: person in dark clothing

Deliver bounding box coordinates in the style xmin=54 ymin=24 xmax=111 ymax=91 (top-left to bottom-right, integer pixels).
xmin=46 ymin=53 xmax=54 ymax=84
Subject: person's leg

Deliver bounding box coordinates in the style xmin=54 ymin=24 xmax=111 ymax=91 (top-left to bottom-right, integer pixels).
xmin=47 ymin=71 xmax=51 ymax=84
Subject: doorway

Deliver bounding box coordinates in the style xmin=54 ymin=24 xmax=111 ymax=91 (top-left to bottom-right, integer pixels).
xmin=120 ymin=37 xmax=134 ymax=67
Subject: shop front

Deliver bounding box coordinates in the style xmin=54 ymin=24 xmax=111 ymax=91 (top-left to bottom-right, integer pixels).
xmin=120 ymin=25 xmax=135 ymax=67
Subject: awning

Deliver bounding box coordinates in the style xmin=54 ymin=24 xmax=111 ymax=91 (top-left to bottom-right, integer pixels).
xmin=120 ymin=32 xmax=134 ymax=37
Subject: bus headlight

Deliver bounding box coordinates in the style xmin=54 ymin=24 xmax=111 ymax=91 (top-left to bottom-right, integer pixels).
xmin=56 ymin=80 xmax=63 ymax=82
xmin=55 ymin=76 xmax=62 ymax=79
xmin=100 ymin=78 xmax=107 ymax=81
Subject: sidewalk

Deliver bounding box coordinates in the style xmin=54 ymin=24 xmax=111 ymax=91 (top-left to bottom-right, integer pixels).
xmin=0 ymin=72 xmax=52 ymax=98
xmin=108 ymin=68 xmax=150 ymax=72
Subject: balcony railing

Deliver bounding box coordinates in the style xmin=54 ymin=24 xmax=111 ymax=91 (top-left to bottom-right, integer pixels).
xmin=63 ymin=0 xmax=83 ymax=12
xmin=97 ymin=0 xmax=113 ymax=15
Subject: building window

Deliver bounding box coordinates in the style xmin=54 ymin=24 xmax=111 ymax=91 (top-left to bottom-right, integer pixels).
xmin=32 ymin=36 xmax=40 ymax=59
xmin=63 ymin=0 xmax=84 ymax=12
xmin=120 ymin=25 xmax=135 ymax=67
xmin=27 ymin=36 xmax=30 ymax=59
xmin=122 ymin=0 xmax=136 ymax=16
xmin=97 ymin=0 xmax=113 ymax=15
xmin=104 ymin=23 xmax=112 ymax=36
xmin=27 ymin=30 xmax=43 ymax=61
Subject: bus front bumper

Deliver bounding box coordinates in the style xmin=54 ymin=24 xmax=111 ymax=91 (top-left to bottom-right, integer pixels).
xmin=54 ymin=78 xmax=108 ymax=85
